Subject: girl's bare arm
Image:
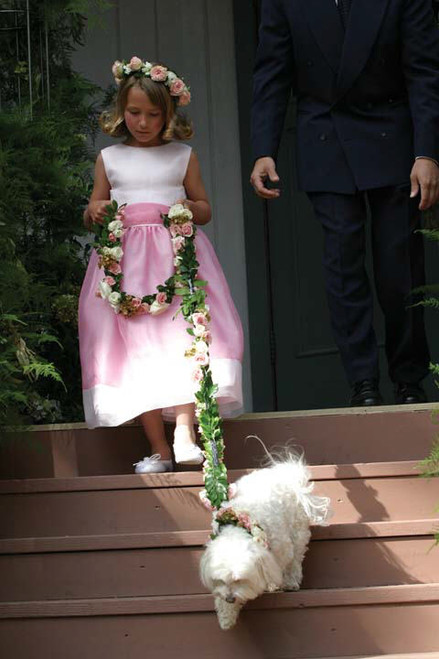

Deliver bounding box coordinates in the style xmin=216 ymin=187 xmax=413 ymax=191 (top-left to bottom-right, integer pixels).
xmin=182 ymin=151 xmax=211 ymax=226
xmin=83 ymin=153 xmax=112 ymax=229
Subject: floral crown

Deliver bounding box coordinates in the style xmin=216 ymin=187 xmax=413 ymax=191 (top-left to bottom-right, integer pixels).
xmin=112 ymin=56 xmax=191 ymax=107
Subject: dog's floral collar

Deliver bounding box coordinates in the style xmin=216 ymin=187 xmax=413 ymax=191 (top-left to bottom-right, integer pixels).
xmin=112 ymin=56 xmax=191 ymax=106
xmin=210 ymin=506 xmax=269 ymax=549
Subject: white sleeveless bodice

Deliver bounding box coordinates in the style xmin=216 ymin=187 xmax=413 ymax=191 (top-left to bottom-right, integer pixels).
xmin=101 ymin=142 xmax=192 ymax=207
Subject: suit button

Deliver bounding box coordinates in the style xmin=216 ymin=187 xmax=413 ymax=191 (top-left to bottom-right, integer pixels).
xmin=381 ymin=131 xmax=387 ymax=138
xmin=306 ymin=60 xmax=314 ymax=67
xmin=388 ymin=98 xmax=394 ymax=104
xmin=319 ymin=133 xmax=327 ymax=141
xmin=367 ymin=102 xmax=373 ymax=109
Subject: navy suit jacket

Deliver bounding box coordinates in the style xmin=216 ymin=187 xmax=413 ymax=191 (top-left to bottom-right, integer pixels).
xmin=251 ymin=0 xmax=439 ymax=192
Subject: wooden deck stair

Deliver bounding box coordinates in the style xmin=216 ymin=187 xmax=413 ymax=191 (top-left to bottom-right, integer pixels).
xmin=1 ymin=404 xmax=439 ymax=658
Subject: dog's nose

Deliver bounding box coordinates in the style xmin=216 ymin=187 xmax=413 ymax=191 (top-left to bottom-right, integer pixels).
xmin=225 ymin=595 xmax=236 ymax=604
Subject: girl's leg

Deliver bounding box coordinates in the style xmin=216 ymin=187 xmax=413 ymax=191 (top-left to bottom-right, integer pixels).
xmin=139 ymin=408 xmax=171 ymax=460
xmin=173 ymin=402 xmax=203 ymax=465
xmin=174 ymin=402 xmax=196 ymax=443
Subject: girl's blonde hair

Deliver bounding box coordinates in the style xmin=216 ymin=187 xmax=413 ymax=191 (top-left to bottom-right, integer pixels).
xmin=100 ymin=72 xmax=193 ymax=141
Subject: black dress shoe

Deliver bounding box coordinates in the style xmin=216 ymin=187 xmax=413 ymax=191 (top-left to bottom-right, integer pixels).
xmin=350 ymin=379 xmax=384 ymax=407
xmin=394 ymin=382 xmax=427 ymax=404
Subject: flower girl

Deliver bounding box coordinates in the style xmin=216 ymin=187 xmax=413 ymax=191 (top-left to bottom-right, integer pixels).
xmin=79 ymin=57 xmax=243 ymax=473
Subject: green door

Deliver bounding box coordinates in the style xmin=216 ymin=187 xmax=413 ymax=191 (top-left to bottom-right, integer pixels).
xmin=234 ymin=0 xmax=439 ymax=411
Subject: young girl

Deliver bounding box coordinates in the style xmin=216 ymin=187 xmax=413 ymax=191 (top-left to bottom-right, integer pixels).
xmin=79 ymin=57 xmax=244 ymax=473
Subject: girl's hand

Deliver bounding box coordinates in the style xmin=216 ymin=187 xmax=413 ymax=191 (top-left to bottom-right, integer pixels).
xmin=181 ymin=152 xmax=211 ymax=225
xmin=85 ymin=200 xmax=112 ymax=228
xmin=175 ymin=198 xmax=210 ymax=225
xmin=175 ymin=198 xmax=193 ymax=210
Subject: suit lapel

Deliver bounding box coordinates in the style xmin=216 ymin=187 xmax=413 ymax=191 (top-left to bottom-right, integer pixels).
xmin=336 ymin=0 xmax=390 ymax=98
xmin=299 ymin=0 xmax=344 ymax=75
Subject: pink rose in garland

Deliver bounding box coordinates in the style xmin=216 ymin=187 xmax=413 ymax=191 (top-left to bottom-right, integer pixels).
xmin=170 ymin=78 xmax=186 ymax=96
xmin=195 ymin=352 xmax=209 ymax=366
xmin=202 ymin=330 xmax=212 ymax=344
xmin=150 ymin=65 xmax=168 ymax=82
xmin=150 ymin=291 xmax=170 ymax=316
xmin=179 ymin=90 xmax=191 ymax=107
xmin=172 ymin=236 xmax=185 ymax=254
xmin=156 ymin=292 xmax=167 ymax=305
xmin=129 ymin=56 xmax=143 ymax=71
xmin=192 ymin=368 xmax=204 ymax=383
xmin=192 ymin=312 xmax=208 ymax=326
xmin=181 ymin=222 xmax=194 ymax=238
xmin=108 ymin=262 xmax=122 ymax=276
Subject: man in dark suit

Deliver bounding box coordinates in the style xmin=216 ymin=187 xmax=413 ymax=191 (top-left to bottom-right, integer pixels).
xmin=251 ymin=0 xmax=439 ymax=406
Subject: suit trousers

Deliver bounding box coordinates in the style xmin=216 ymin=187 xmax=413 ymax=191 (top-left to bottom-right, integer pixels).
xmin=307 ymin=186 xmax=430 ymax=385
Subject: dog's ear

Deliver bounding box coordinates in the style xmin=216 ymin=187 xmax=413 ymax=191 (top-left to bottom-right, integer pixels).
xmin=199 ymin=545 xmax=214 ymax=590
xmin=255 ymin=546 xmax=283 ymax=592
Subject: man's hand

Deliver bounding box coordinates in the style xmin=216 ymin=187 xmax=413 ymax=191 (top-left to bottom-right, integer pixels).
xmin=410 ymin=158 xmax=439 ymax=210
xmin=250 ymin=157 xmax=281 ymax=199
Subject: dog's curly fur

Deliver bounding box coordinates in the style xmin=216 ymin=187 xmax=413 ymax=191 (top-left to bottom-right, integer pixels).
xmin=199 ymin=454 xmax=331 ymax=630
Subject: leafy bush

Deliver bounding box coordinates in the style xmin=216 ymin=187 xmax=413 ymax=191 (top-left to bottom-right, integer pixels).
xmin=0 ymin=0 xmax=107 ymax=424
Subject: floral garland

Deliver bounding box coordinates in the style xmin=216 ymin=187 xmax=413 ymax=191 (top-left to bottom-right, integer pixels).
xmin=93 ymin=202 xmax=228 ymax=510
xmin=112 ymin=56 xmax=191 ymax=107
xmin=209 ymin=506 xmax=270 ymax=550
xmin=94 ymin=201 xmax=197 ymax=317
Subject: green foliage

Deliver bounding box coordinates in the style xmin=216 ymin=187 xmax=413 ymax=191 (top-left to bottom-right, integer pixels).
xmin=418 ymin=435 xmax=439 ymax=546
xmin=0 ymin=310 xmax=63 ymax=425
xmin=416 ymin=226 xmax=439 ymax=544
xmin=0 ymin=0 xmax=105 ymax=424
xmin=412 ymin=296 xmax=439 ymax=311
xmin=419 ymin=437 xmax=439 ymax=479
xmin=196 ymin=369 xmax=229 ymax=509
xmin=417 ymin=228 xmax=439 ymax=241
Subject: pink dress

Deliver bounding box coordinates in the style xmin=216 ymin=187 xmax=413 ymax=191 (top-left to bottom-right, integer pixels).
xmin=79 ymin=142 xmax=244 ymax=427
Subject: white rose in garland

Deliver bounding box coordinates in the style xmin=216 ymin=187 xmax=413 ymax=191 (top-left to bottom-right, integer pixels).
xmin=98 ymin=280 xmax=112 ymax=299
xmin=168 ymin=204 xmax=185 ymax=219
xmin=109 ymin=246 xmax=123 ymax=260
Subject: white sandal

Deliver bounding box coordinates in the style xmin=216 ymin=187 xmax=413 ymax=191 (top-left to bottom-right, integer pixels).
xmin=173 ymin=426 xmax=204 ymax=465
xmin=133 ymin=454 xmax=173 ymax=474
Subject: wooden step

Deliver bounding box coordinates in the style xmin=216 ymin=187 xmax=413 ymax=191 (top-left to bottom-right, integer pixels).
xmin=2 ymin=583 xmax=439 ymax=617
xmin=1 ymin=519 xmax=436 ymax=555
xmin=1 ymin=585 xmax=439 ymax=658
xmin=0 ymin=461 xmax=424 ymax=493
xmin=1 ymin=404 xmax=437 ymax=479
xmin=1 ymin=535 xmax=437 ymax=601
xmin=1 ymin=470 xmax=437 ymax=540
xmin=1 ymin=455 xmax=437 ymax=657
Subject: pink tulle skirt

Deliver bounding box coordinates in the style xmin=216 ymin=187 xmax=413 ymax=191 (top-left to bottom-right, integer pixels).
xmin=78 ymin=202 xmax=244 ymax=427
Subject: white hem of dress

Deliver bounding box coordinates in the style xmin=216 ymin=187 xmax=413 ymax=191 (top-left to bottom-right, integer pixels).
xmin=82 ymin=358 xmax=243 ymax=428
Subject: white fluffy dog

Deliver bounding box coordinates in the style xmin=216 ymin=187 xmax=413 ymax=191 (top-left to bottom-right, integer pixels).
xmin=200 ymin=454 xmax=330 ymax=630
